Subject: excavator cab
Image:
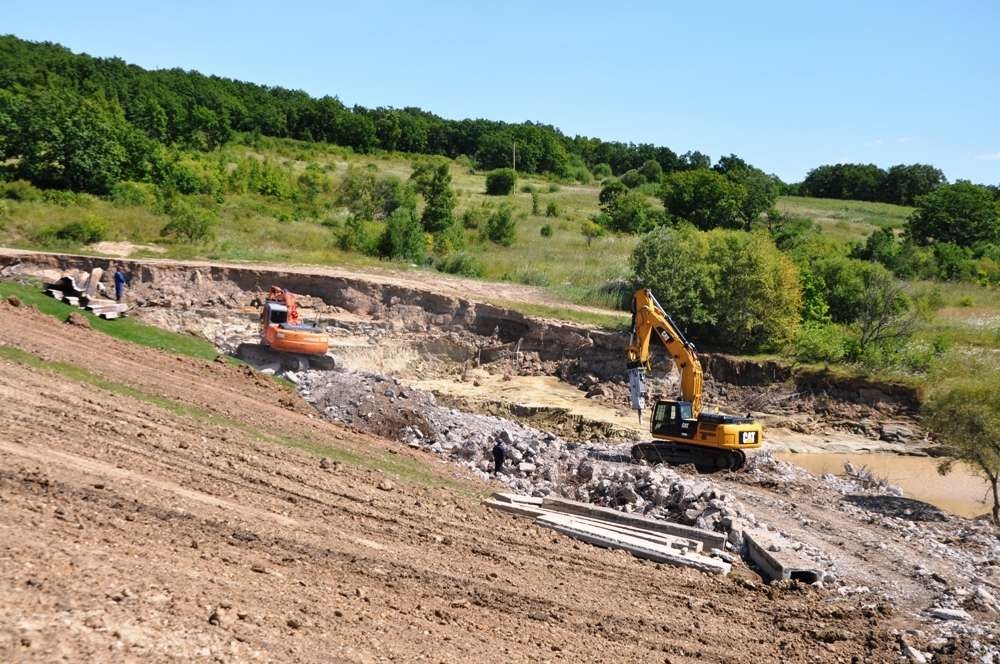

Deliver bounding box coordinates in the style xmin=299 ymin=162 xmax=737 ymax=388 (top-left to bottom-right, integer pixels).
xmin=650 ymin=400 xmax=697 ymax=439
xmin=263 ymin=302 xmax=289 ymax=326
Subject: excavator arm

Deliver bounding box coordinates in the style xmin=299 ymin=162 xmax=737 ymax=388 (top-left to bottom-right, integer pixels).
xmin=627 ymin=288 xmax=704 ymax=421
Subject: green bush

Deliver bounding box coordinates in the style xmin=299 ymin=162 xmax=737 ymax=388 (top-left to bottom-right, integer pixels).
xmin=540 ymin=224 xmax=553 ymax=237
xmin=531 ymin=191 xmax=540 ymax=215
xmin=160 ymin=201 xmax=215 ymax=243
xmin=110 ymin=181 xmax=157 ymax=208
xmin=521 ymin=184 xmax=536 ymax=193
xmin=789 ymin=322 xmax=849 ymax=363
xmin=545 ymin=201 xmax=560 ymax=217
xmin=377 ymin=208 xmax=425 ymax=263
xmin=548 ymin=183 xmax=560 ymax=193
xmin=44 ymin=215 xmax=107 ymax=244
xmin=511 ymin=268 xmax=550 ymax=286
xmin=592 ymin=163 xmax=613 ymax=178
xmin=632 ymin=225 xmax=802 ymax=351
xmin=620 ymin=169 xmax=646 ymax=188
xmin=485 ymin=168 xmax=517 ymax=196
xmin=461 ymin=203 xmax=492 ymax=229
xmin=2 ymin=179 xmax=43 ymax=202
xmin=483 ymin=203 xmax=517 ymax=246
xmin=435 ymin=252 xmax=484 ymax=278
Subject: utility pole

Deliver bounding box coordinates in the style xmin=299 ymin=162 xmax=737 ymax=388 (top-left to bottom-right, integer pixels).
xmin=512 ymin=141 xmax=517 ymax=172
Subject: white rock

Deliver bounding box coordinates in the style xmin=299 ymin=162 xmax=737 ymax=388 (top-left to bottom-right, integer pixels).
xmin=928 ymin=607 xmax=971 ymax=621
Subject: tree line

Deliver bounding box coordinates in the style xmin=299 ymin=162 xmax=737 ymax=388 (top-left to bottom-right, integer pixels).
xmin=0 ymin=35 xmax=715 ymax=191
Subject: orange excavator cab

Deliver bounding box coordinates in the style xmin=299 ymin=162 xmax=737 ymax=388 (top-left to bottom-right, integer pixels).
xmin=236 ymin=286 xmax=335 ymax=371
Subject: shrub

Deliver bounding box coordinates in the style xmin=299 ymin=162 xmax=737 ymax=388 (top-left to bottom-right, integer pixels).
xmin=592 ymin=163 xmax=613 ymax=178
xmin=111 ymin=181 xmax=157 ymax=208
xmin=160 ymin=201 xmax=215 ymax=243
xmin=485 ymin=168 xmax=517 ymax=196
xmin=531 ymin=191 xmax=540 ymax=215
xmin=512 ymin=268 xmax=550 ymax=286
xmin=631 ymin=225 xmax=802 ymax=351
xmin=545 ymin=201 xmax=560 ymax=217
xmin=789 ymin=322 xmax=850 ymax=363
xmin=435 ymin=252 xmax=484 ymax=278
xmin=38 ymin=215 xmax=107 ymax=244
xmin=521 ymin=184 xmax=536 ymax=193
xmin=377 ymin=208 xmax=425 ymax=263
xmin=2 ymin=179 xmax=42 ymax=202
xmin=620 ymin=169 xmax=646 ymax=188
xmin=461 ymin=202 xmax=492 ymax=229
xmin=540 ymin=224 xmax=553 ymax=238
xmin=548 ymin=183 xmax=560 ymax=193
xmin=483 ymin=203 xmax=516 ymax=246
xmin=43 ymin=189 xmax=88 ymax=206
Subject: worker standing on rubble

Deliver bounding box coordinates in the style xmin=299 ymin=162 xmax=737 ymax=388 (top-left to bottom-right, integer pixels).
xmin=491 ymin=437 xmax=507 ymax=475
xmin=113 ymin=266 xmax=126 ymax=302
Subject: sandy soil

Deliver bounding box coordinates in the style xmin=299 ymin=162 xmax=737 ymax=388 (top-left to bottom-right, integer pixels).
xmin=0 ymin=302 xmax=900 ymax=662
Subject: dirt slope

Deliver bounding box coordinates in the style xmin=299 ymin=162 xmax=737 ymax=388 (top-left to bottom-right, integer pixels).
xmin=0 ymin=301 xmax=896 ymax=662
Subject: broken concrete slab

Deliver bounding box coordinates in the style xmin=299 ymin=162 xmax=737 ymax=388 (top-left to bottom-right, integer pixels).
xmin=482 ymin=498 xmax=547 ymax=519
xmin=541 ymin=496 xmax=726 ymax=551
xmin=536 ymin=513 xmax=731 ymax=576
xmin=743 ymin=528 xmax=823 ymax=584
xmin=492 ymin=492 xmax=543 ymax=506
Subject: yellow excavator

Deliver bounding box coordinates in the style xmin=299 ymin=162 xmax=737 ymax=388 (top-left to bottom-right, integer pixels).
xmin=627 ymin=288 xmax=762 ymax=472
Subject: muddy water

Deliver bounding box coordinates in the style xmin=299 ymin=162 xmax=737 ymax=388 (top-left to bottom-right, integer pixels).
xmin=776 ymin=452 xmax=992 ymax=518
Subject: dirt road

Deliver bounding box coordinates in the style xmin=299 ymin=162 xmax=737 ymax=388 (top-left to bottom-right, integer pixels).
xmin=0 ymin=302 xmax=896 ymax=661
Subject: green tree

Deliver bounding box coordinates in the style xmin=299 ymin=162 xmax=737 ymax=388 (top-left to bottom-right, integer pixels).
xmin=713 ymin=154 xmax=780 ymax=227
xmin=660 ymin=169 xmax=744 ymax=230
xmin=630 ymin=224 xmax=716 ymax=330
xmin=485 ymin=168 xmax=517 ymax=195
xmin=483 ymin=203 xmax=516 ymax=246
xmin=906 ymin=181 xmax=1000 ymax=247
xmin=639 ymin=159 xmax=663 ymax=183
xmin=160 ymin=200 xmax=215 ymax=243
xmin=581 ymin=219 xmax=604 ymax=246
xmin=704 ymin=230 xmax=802 ymax=350
xmin=852 ymin=267 xmax=913 ymax=359
xmin=411 ymin=160 xmax=455 ymax=232
xmin=882 ymin=164 xmax=946 ymax=205
xmin=924 ymin=356 xmax=1000 ymax=526
xmin=377 ymin=208 xmax=426 ymax=262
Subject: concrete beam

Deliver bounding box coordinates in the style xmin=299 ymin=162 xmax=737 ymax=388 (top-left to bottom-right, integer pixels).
xmin=536 ymin=513 xmax=731 ymax=576
xmin=743 ymin=528 xmax=822 ymax=584
xmin=541 ymin=496 xmax=726 ymax=551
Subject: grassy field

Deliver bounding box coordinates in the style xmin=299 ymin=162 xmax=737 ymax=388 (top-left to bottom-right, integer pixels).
xmin=776 ymin=196 xmax=913 ymax=243
xmin=1 ymin=138 xmax=996 ymax=359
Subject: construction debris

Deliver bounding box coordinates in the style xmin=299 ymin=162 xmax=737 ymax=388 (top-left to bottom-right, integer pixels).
xmin=484 ymin=493 xmax=732 ymax=575
xmin=744 ymin=528 xmax=824 ymax=584
xmin=44 ymin=268 xmax=129 ymax=320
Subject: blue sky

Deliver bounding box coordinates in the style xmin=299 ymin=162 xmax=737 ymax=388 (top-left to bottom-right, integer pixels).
xmin=5 ymin=1 xmax=999 ymax=184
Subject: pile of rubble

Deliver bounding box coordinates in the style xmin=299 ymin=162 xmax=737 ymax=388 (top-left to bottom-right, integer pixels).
xmin=295 ymin=367 xmax=822 ymax=566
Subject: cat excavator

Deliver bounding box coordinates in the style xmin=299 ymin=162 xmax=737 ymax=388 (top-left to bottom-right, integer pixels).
xmin=627 ymin=288 xmax=762 ymax=472
xmin=236 ymin=286 xmax=335 ymax=371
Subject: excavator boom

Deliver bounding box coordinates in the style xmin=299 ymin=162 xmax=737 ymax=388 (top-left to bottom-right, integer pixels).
xmin=626 ymin=288 xmax=762 ymax=472
xmin=627 ymin=288 xmax=703 ymax=419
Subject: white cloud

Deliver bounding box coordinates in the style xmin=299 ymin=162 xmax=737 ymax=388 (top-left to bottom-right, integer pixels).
xmin=973 ymin=152 xmax=1000 ymax=161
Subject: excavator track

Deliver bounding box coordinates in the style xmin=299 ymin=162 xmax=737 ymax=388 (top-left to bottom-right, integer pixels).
xmin=235 ymin=343 xmax=336 ymax=372
xmin=631 ymin=441 xmax=746 ymax=473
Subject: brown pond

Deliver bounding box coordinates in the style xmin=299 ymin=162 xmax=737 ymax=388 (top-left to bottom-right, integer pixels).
xmin=776 ymin=453 xmax=992 ymax=518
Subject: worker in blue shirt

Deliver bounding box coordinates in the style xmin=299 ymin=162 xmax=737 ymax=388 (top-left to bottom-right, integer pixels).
xmin=113 ymin=267 xmax=126 ymax=302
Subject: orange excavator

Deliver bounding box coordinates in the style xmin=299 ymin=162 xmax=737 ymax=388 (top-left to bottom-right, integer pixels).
xmin=236 ymin=286 xmax=335 ymax=371
xmin=627 ymin=288 xmax=762 ymax=472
